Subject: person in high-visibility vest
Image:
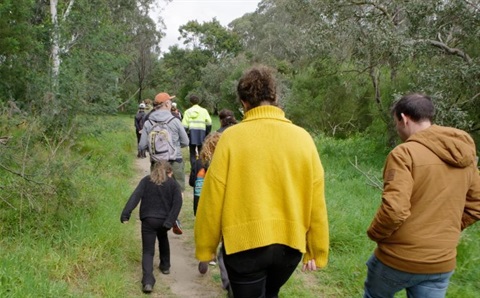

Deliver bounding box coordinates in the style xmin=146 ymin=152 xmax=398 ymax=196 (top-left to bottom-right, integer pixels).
xmin=182 ymin=95 xmax=212 ymax=168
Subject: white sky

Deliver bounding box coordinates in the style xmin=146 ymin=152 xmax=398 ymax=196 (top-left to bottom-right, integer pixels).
xmin=152 ymin=0 xmax=261 ymax=51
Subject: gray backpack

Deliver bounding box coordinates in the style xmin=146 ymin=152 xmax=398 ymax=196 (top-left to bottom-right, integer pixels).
xmin=148 ymin=117 xmax=177 ymax=162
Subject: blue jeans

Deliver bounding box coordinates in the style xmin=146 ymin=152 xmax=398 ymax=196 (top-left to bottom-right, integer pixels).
xmin=364 ymin=254 xmax=454 ymax=298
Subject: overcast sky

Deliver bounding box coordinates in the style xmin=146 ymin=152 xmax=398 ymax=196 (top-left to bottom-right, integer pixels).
xmin=152 ymin=0 xmax=260 ymax=51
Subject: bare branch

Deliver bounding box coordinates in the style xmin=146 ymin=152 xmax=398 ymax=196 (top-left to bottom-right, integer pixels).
xmin=42 ymin=124 xmax=75 ymax=157
xmin=349 ymin=156 xmax=383 ymax=190
xmin=0 ymin=163 xmax=48 ymax=187
xmin=62 ymin=0 xmax=76 ymax=22
xmin=349 ymin=0 xmax=398 ymax=25
xmin=470 ymin=92 xmax=480 ymax=102
xmin=415 ymin=39 xmax=472 ymax=64
xmin=0 ymin=195 xmax=16 ymax=210
xmin=463 ymin=0 xmax=480 ymax=12
xmin=117 ymin=88 xmax=141 ymax=110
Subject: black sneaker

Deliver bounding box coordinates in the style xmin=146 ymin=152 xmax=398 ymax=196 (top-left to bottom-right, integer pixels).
xmin=142 ymin=284 xmax=153 ymax=293
xmin=160 ymin=268 xmax=170 ymax=275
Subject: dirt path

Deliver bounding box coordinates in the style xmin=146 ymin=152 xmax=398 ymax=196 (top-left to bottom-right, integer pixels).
xmin=131 ymin=157 xmax=225 ymax=298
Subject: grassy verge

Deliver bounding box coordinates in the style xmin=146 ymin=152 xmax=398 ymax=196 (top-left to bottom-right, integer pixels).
xmin=0 ymin=115 xmax=139 ymax=297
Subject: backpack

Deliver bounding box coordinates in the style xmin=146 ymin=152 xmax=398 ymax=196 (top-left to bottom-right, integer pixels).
xmin=148 ymin=117 xmax=177 ymax=162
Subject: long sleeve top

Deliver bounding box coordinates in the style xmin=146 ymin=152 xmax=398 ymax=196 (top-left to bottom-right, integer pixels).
xmin=194 ymin=105 xmax=329 ymax=267
xmin=182 ymin=104 xmax=212 ymax=145
xmin=368 ymin=125 xmax=480 ymax=273
xmin=121 ymin=176 xmax=183 ymax=229
xmin=138 ymin=109 xmax=189 ymax=160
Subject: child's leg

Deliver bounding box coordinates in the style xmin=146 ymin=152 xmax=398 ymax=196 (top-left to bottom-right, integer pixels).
xmin=141 ymin=219 xmax=158 ymax=286
xmin=157 ymin=222 xmax=171 ymax=272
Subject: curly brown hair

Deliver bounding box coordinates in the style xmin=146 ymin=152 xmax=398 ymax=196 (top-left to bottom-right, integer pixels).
xmin=237 ymin=65 xmax=277 ymax=108
xmin=150 ymin=160 xmax=173 ymax=185
xmin=200 ymin=132 xmax=222 ymax=165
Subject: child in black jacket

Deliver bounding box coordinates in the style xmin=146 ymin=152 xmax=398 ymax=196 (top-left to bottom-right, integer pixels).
xmin=121 ymin=161 xmax=182 ymax=294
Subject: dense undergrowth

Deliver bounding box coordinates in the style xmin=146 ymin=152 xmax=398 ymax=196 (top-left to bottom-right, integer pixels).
xmin=0 ymin=115 xmax=139 ymax=297
xmin=0 ymin=114 xmax=478 ymax=297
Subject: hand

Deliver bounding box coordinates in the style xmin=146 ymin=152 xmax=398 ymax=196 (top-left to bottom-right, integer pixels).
xmin=302 ymin=259 xmax=317 ymax=272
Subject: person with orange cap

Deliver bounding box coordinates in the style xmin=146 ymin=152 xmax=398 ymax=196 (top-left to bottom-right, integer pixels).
xmin=139 ymin=92 xmax=189 ymax=192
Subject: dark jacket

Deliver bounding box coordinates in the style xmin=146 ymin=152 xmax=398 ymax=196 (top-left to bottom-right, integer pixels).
xmin=134 ymin=111 xmax=145 ymax=132
xmin=121 ymin=176 xmax=183 ymax=229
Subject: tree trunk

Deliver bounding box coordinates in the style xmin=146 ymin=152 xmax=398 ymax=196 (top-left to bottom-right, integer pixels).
xmin=50 ymin=0 xmax=60 ymax=92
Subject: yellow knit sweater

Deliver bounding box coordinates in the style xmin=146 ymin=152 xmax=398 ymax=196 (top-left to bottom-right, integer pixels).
xmin=194 ymin=105 xmax=329 ymax=267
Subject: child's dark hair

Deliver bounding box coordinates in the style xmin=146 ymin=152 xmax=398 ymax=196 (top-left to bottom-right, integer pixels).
xmin=218 ymin=109 xmax=237 ymax=128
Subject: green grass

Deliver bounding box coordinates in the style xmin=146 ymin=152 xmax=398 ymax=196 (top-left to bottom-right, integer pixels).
xmin=0 ymin=115 xmax=478 ymax=297
xmin=0 ymin=115 xmax=139 ymax=297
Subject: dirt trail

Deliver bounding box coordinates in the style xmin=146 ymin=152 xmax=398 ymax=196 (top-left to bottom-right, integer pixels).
xmin=132 ymin=157 xmax=225 ymax=297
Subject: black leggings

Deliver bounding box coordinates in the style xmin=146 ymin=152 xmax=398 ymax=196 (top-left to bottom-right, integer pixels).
xmin=141 ymin=218 xmax=170 ymax=286
xmin=222 ymin=244 xmax=302 ymax=298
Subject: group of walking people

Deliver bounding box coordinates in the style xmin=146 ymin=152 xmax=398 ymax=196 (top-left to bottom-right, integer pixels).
xmin=122 ymin=64 xmax=480 ymax=298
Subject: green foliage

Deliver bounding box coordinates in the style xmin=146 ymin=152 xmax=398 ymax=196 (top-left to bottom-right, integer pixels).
xmin=285 ymin=61 xmax=375 ymax=137
xmin=179 ymin=18 xmax=243 ymax=59
xmin=0 ymin=115 xmax=138 ymax=296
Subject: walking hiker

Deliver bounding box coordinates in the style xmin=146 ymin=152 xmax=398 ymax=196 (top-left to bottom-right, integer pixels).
xmin=189 ymin=132 xmax=222 ymax=216
xmin=189 ymin=131 xmax=231 ymax=296
xmin=363 ymin=93 xmax=480 ymax=298
xmin=120 ymin=161 xmax=183 ymax=294
xmin=139 ymin=92 xmax=189 ymax=190
xmin=139 ymin=92 xmax=189 ymax=235
xmin=134 ymin=103 xmax=147 ymax=158
xmin=194 ymin=65 xmax=329 ymax=298
xmin=182 ymin=94 xmax=212 ymax=168
xmin=171 ymin=102 xmax=182 ymax=120
xmin=216 ymin=108 xmax=237 ymax=133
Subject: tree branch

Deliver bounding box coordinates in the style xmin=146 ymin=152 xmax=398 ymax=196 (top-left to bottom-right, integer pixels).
xmin=62 ymin=0 xmax=75 ymax=22
xmin=0 ymin=163 xmax=49 ymax=187
xmin=0 ymin=194 xmax=16 ymax=210
xmin=349 ymin=156 xmax=383 ymax=190
xmin=117 ymin=88 xmax=141 ymax=110
xmin=463 ymin=0 xmax=480 ymax=12
xmin=417 ymin=39 xmax=472 ymax=64
xmin=349 ymin=1 xmax=395 ymax=24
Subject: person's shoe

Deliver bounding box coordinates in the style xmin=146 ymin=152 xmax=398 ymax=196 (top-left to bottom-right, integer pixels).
xmin=172 ymin=219 xmax=183 ymax=235
xmin=142 ymin=284 xmax=153 ymax=293
xmin=209 ymin=261 xmax=217 ymax=266
xmin=198 ymin=261 xmax=209 ymax=274
xmin=160 ymin=268 xmax=170 ymax=275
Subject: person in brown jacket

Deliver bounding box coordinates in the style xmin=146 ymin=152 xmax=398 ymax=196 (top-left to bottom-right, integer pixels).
xmin=364 ymin=93 xmax=480 ymax=298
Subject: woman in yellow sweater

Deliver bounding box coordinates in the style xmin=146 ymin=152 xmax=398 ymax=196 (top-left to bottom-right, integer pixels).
xmin=194 ymin=65 xmax=329 ymax=298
